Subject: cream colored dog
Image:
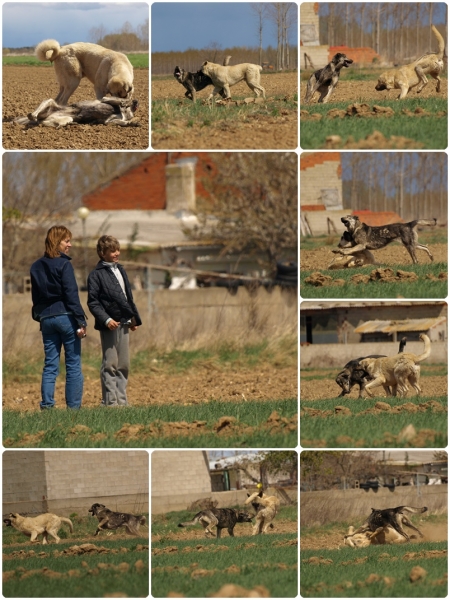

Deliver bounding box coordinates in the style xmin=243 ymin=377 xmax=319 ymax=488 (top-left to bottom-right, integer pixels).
xmin=35 ymin=39 xmax=134 ymax=105
xmin=344 ymin=524 xmax=412 ymax=548
xmin=359 ymin=334 xmax=430 ymax=398
xmin=375 ymin=25 xmax=445 ymax=99
xmin=6 ymin=512 xmax=73 ymax=544
xmin=201 ymin=61 xmax=266 ymax=101
xmin=245 ymin=491 xmax=280 ymax=535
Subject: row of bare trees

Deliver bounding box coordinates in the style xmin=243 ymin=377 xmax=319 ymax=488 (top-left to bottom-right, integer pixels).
xmin=251 ymin=2 xmax=297 ymax=70
xmin=319 ymin=3 xmax=447 ymax=63
xmin=341 ymin=153 xmax=448 ymax=223
xmin=89 ymin=20 xmax=149 ymax=51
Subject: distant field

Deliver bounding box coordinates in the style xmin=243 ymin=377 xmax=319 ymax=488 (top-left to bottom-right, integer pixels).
xmin=3 ymin=53 xmax=149 ymax=68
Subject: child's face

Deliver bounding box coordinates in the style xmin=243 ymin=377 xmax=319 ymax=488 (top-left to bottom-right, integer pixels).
xmin=102 ymin=247 xmax=120 ymax=263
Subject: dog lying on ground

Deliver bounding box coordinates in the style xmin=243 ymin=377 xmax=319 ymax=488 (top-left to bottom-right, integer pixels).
xmin=4 ymin=512 xmax=73 ymax=544
xmin=348 ymin=506 xmax=427 ymax=544
xmin=375 ymin=25 xmax=445 ymax=99
xmin=88 ymin=503 xmax=146 ymax=536
xmin=335 ymin=338 xmax=407 ymax=398
xmin=201 ymin=61 xmax=266 ymax=101
xmin=178 ymin=508 xmax=253 ymax=538
xmin=334 ymin=215 xmax=436 ymax=264
xmin=35 ymin=39 xmax=134 ymax=105
xmin=244 ymin=491 xmax=280 ymax=535
xmin=304 ymin=53 xmax=353 ymax=104
xmin=359 ymin=334 xmax=430 ymax=397
xmin=328 ymin=230 xmax=377 ymax=269
xmin=344 ymin=522 xmax=419 ymax=548
xmin=14 ymin=97 xmax=139 ymax=128
xmin=174 ymin=56 xmax=230 ymax=102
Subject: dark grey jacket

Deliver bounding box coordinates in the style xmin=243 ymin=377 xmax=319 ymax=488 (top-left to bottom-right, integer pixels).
xmin=87 ymin=262 xmax=142 ymax=331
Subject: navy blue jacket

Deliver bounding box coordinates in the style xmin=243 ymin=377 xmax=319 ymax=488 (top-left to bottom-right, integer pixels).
xmin=30 ymin=253 xmax=87 ymax=326
xmin=87 ymin=261 xmax=142 ymax=331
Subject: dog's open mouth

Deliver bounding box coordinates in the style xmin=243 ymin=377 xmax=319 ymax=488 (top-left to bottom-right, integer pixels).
xmin=343 ymin=59 xmax=353 ymax=67
xmin=341 ymin=218 xmax=350 ymax=227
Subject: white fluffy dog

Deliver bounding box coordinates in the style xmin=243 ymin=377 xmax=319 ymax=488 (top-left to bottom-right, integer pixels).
xmin=245 ymin=491 xmax=280 ymax=535
xmin=35 ymin=39 xmax=134 ymax=105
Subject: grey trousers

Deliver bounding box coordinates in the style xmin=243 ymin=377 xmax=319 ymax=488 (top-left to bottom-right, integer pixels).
xmin=100 ymin=325 xmax=130 ymax=406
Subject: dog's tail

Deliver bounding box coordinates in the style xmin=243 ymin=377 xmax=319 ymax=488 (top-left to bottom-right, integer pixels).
xmin=61 ymin=517 xmax=74 ymax=533
xmin=432 ymin=25 xmax=445 ymax=59
xmin=35 ymin=39 xmax=61 ymax=62
xmin=415 ymin=334 xmax=431 ymax=363
xmin=395 ymin=506 xmax=428 ymax=515
xmin=178 ymin=513 xmax=202 ymax=528
xmin=412 ymin=218 xmax=437 ymax=228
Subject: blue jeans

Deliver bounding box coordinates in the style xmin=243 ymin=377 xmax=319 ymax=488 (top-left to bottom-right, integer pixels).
xmin=40 ymin=314 xmax=83 ymax=409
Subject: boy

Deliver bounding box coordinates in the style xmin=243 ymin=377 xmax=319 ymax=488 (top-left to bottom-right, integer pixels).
xmin=87 ymin=235 xmax=142 ymax=406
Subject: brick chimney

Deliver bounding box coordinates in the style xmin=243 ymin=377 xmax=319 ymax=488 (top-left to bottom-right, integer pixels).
xmin=165 ymin=160 xmax=196 ymax=214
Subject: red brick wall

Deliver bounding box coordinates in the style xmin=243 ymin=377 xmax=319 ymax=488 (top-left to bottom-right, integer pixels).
xmin=300 ymin=152 xmax=341 ymax=171
xmin=329 ymin=46 xmax=381 ymax=64
xmin=83 ymin=153 xmax=216 ymax=211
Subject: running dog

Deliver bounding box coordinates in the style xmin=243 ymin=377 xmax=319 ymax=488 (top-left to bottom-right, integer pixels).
xmin=344 ymin=522 xmax=418 ymax=548
xmin=335 ymin=338 xmax=407 ymax=398
xmin=375 ymin=25 xmax=445 ymax=99
xmin=334 ymin=215 xmax=436 ymax=264
xmin=304 ymin=53 xmax=353 ymax=104
xmin=201 ymin=61 xmax=266 ymax=101
xmin=359 ymin=334 xmax=430 ymax=398
xmin=178 ymin=508 xmax=253 ymax=538
xmin=5 ymin=512 xmax=73 ymax=544
xmin=328 ymin=230 xmax=376 ymax=269
xmin=35 ymin=39 xmax=134 ymax=105
xmin=14 ymin=97 xmax=139 ymax=128
xmin=88 ymin=503 xmax=146 ymax=536
xmin=245 ymin=491 xmax=280 ymax=535
xmin=174 ymin=56 xmax=230 ymax=101
xmin=348 ymin=506 xmax=427 ymax=543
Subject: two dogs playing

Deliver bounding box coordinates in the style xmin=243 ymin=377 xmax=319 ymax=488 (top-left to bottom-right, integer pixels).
xmin=174 ymin=56 xmax=265 ymax=102
xmin=344 ymin=505 xmax=427 ymax=548
xmin=14 ymin=38 xmax=138 ymax=128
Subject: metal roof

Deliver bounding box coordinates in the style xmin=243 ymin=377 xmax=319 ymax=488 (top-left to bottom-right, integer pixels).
xmin=354 ymin=317 xmax=447 ymax=334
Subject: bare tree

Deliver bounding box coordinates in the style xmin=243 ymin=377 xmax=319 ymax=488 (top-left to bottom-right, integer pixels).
xmin=187 ymin=153 xmax=297 ymax=270
xmin=251 ymin=3 xmax=268 ymax=66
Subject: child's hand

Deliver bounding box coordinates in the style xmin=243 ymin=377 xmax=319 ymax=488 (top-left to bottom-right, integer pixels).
xmin=107 ymin=320 xmax=120 ymax=330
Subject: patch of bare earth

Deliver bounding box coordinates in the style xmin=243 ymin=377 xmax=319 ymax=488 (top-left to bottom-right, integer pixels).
xmin=3 ymin=66 xmax=149 ymax=150
xmin=3 ymin=365 xmax=297 ymax=412
xmin=151 ymin=72 xmax=298 ymax=149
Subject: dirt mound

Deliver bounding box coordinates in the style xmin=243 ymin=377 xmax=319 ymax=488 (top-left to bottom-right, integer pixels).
xmin=3 ymin=66 xmax=149 ymax=150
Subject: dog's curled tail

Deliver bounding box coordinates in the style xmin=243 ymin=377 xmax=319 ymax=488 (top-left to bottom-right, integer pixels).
xmin=431 ymin=25 xmax=445 ymax=59
xmin=61 ymin=517 xmax=74 ymax=533
xmin=35 ymin=39 xmax=61 ymax=62
xmin=413 ymin=334 xmax=431 ymax=363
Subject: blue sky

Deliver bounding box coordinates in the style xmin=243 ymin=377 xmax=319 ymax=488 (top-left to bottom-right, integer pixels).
xmin=151 ymin=2 xmax=298 ymax=53
xmin=2 ymin=2 xmax=149 ymax=48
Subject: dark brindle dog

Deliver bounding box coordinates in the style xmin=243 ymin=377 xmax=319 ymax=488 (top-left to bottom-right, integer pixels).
xmin=178 ymin=508 xmax=253 ymax=538
xmin=334 ymin=215 xmax=436 ymax=264
xmin=352 ymin=506 xmax=427 ymax=541
xmin=88 ymin=503 xmax=146 ymax=536
xmin=304 ymin=53 xmax=353 ymax=103
xmin=13 ymin=97 xmax=139 ymax=128
xmin=174 ymin=66 xmax=227 ymax=102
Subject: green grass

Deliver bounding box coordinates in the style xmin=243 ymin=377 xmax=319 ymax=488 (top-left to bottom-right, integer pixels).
xmin=151 ymin=506 xmax=298 ymax=597
xmin=3 ymin=54 xmax=148 ymax=68
xmin=3 ymin=399 xmax=298 ymax=448
xmin=300 ymin=395 xmax=447 ymax=448
xmin=301 ymin=541 xmax=447 ymax=597
xmin=300 ymin=96 xmax=447 ymax=149
xmin=300 ymin=262 xmax=447 ymax=299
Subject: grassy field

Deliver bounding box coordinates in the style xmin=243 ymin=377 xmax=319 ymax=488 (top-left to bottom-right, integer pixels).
xmin=300 ymin=95 xmax=447 ymax=149
xmin=301 ymin=540 xmax=447 ymax=597
xmin=300 ymin=262 xmax=447 ymax=298
xmin=300 ymin=394 xmax=447 ymax=448
xmin=300 ymin=230 xmax=447 ymax=252
xmin=152 ymin=506 xmax=298 ymax=597
xmin=3 ymin=54 xmax=149 ymax=68
xmin=3 ymin=399 xmax=297 ymax=448
xmin=3 ymin=514 xmax=148 ymax=597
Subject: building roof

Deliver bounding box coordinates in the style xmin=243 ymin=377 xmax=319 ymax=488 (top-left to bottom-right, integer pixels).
xmin=354 ymin=317 xmax=446 ymax=334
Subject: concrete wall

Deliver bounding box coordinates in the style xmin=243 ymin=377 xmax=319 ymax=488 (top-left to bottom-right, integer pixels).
xmin=3 ymin=451 xmax=149 ymax=516
xmin=300 ymin=341 xmax=447 ymax=368
xmin=300 ymin=485 xmax=447 ymax=526
xmin=300 ymin=159 xmax=342 ymax=209
xmin=3 ymin=286 xmax=297 ymax=354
